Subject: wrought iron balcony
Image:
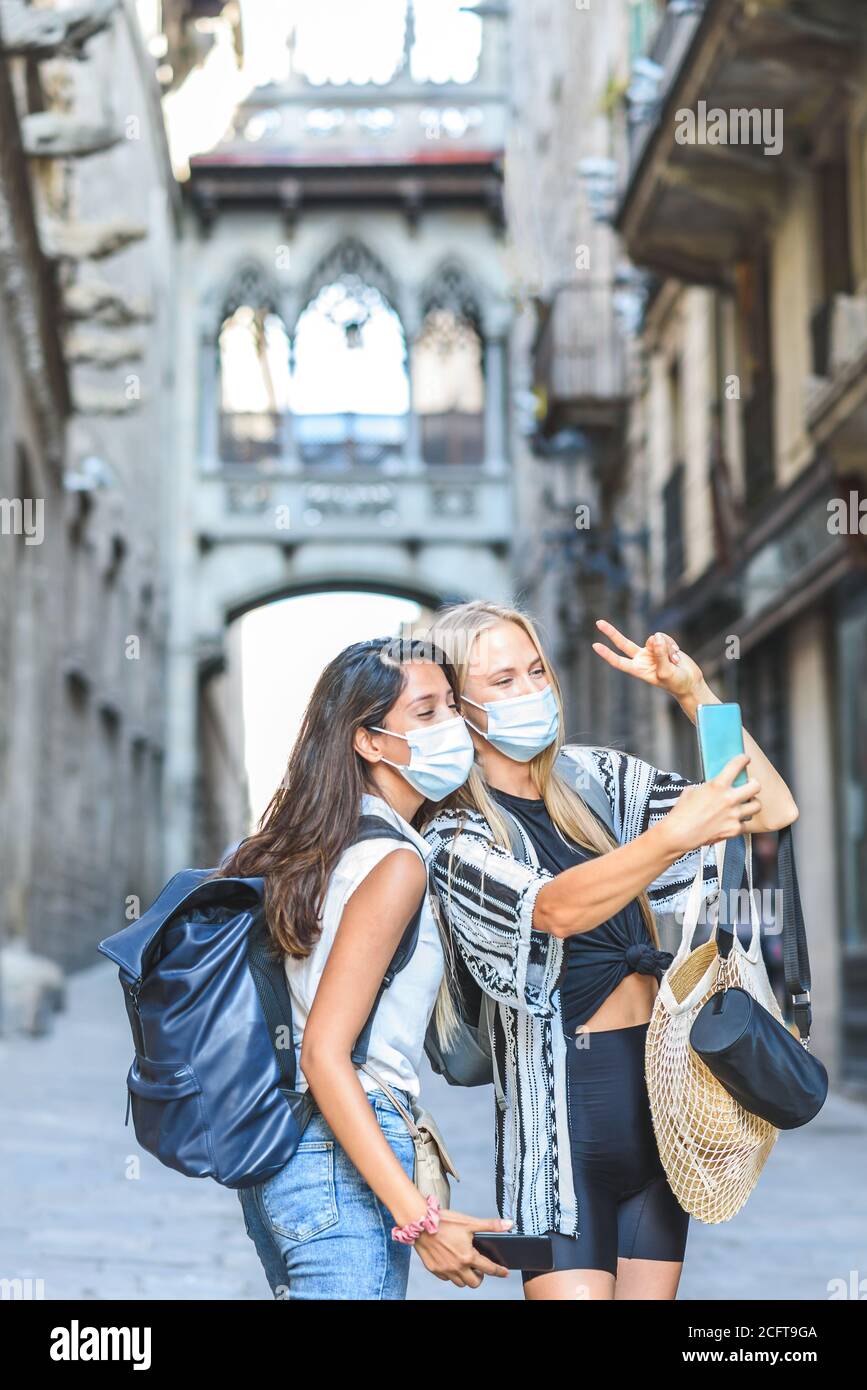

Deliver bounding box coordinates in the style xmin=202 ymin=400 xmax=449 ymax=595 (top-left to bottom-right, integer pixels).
xmin=532 ymin=283 xmax=627 ymax=438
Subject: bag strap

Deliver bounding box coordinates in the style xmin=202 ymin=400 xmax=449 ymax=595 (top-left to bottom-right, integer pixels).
xmin=481 ymin=991 xmax=508 ymax=1113
xmin=357 ymin=1062 xmax=421 ymax=1136
xmin=250 ymin=813 xmax=426 ymax=1090
xmin=348 ymin=814 xmax=426 ymax=1066
xmin=713 ymin=833 xmax=746 ymax=959
xmin=247 ymin=908 xmax=300 ymax=1091
xmin=554 ymin=748 xmax=617 ymax=836
xmin=776 ymin=823 xmax=813 ymax=1045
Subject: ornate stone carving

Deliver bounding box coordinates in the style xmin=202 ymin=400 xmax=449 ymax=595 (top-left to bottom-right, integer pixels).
xmin=420 ymin=260 xmax=484 ymax=336
xmin=64 ymin=330 xmax=143 ymax=365
xmin=63 ymin=279 xmax=153 ymax=324
xmin=41 ymin=218 xmax=146 ymax=260
xmin=300 ymin=236 xmax=399 ymax=314
xmin=21 ymin=113 xmax=123 ymax=159
xmin=430 ymin=485 xmax=478 ymax=518
xmin=72 ymin=386 xmax=144 ymax=414
xmin=0 ymin=0 xmax=120 ymax=60
xmin=219 ymin=259 xmax=282 ymax=320
xmin=0 ymin=81 xmax=66 ymax=465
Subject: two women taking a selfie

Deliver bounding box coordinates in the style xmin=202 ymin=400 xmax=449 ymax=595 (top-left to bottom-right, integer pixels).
xmin=226 ymin=601 xmax=799 ymax=1302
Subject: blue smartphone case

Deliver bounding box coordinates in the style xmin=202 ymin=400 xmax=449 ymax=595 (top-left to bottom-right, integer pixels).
xmin=696 ymin=703 xmax=747 ymax=786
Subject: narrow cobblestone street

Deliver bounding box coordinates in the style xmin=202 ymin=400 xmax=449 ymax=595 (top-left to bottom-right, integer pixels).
xmin=2 ymin=959 xmax=864 ymax=1302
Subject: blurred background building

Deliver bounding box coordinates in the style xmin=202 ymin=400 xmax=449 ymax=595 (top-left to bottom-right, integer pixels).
xmin=0 ymin=0 xmax=176 ymax=1013
xmin=0 ymin=0 xmax=864 ymax=1091
xmin=506 ymin=0 xmax=867 ymax=1085
xmin=162 ymin=0 xmax=515 ymax=870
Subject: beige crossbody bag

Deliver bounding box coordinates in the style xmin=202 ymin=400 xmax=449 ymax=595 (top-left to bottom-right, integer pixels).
xmin=359 ymin=1062 xmax=460 ymax=1209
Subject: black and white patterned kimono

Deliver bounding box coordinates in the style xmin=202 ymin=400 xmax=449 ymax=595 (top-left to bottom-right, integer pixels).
xmin=422 ymin=743 xmax=721 ymax=1236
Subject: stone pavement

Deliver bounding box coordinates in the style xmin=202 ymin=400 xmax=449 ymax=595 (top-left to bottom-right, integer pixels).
xmin=1 ymin=958 xmax=865 ymax=1302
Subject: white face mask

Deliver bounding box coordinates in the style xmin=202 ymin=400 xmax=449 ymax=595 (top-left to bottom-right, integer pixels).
xmin=370 ymin=713 xmax=475 ymax=801
xmin=462 ymin=683 xmax=560 ymax=763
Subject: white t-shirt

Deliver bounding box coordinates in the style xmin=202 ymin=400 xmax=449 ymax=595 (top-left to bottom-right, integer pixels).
xmin=284 ymin=792 xmax=445 ymax=1100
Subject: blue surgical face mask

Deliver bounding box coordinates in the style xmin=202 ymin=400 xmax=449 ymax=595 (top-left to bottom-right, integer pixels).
xmin=462 ymin=682 xmax=560 ymax=763
xmin=370 ymin=713 xmax=475 ymax=801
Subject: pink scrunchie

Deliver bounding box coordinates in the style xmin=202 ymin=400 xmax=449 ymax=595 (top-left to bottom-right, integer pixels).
xmin=391 ymin=1194 xmax=441 ymax=1244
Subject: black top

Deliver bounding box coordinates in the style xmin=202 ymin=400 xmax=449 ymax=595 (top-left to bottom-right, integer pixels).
xmin=489 ymin=786 xmax=673 ymax=1032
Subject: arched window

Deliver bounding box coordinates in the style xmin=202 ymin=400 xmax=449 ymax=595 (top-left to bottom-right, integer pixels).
xmin=412 ymin=267 xmax=485 ymax=465
xmin=291 ymin=241 xmax=408 ymax=468
xmin=217 ymin=266 xmax=291 ymax=465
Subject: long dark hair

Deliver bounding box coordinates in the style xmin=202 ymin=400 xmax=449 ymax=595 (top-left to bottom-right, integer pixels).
xmin=217 ymin=634 xmax=458 ymax=960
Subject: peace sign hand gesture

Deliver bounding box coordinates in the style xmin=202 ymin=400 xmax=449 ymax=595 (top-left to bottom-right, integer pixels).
xmin=591 ymin=619 xmax=703 ymax=701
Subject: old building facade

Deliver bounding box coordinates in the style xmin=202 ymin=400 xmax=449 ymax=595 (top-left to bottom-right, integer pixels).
xmin=0 ymin=1 xmax=177 ymax=1005
xmin=504 ymin=0 xmax=653 ymax=755
xmin=508 ymin=0 xmax=867 ymax=1086
xmin=163 ymin=4 xmax=516 ymax=869
xmin=617 ymin=0 xmax=867 ymax=1086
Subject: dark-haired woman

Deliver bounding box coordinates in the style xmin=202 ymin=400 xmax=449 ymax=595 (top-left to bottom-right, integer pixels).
xmin=221 ymin=636 xmax=512 ymax=1300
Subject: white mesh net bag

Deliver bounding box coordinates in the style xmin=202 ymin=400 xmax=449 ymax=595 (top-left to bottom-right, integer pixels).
xmin=645 ymin=834 xmax=787 ymax=1223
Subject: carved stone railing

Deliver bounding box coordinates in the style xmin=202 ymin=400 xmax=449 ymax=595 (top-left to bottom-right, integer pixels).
xmin=197 ymin=465 xmax=512 ymax=545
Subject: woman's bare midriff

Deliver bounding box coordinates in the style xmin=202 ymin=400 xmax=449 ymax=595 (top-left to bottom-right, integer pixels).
xmin=575 ymin=970 xmax=659 ymax=1034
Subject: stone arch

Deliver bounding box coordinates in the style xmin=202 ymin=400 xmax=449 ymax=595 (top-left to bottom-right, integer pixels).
xmin=418 ymin=257 xmax=485 ymax=339
xmin=200 ymin=255 xmax=289 ymax=335
xmin=296 ymin=235 xmax=401 ymax=324
xmin=224 ymin=573 xmax=461 ymax=628
xmin=290 ymin=235 xmax=410 ymax=445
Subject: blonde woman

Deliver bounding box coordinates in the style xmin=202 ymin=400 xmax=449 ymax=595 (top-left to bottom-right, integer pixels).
xmin=421 ymin=601 xmax=799 ymax=1302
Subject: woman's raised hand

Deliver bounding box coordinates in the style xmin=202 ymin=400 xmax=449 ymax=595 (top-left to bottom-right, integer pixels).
xmin=414 ymin=1208 xmax=512 ymax=1288
xmin=657 ymin=753 xmax=761 ymax=857
xmin=591 ymin=619 xmax=703 ymax=700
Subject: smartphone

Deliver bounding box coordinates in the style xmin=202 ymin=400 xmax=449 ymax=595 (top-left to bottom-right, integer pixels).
xmin=472 ymin=1232 xmax=554 ymax=1271
xmin=696 ymin=702 xmax=748 ymax=786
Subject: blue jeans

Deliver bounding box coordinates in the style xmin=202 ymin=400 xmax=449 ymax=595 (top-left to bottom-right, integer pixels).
xmin=237 ymin=1086 xmax=417 ymax=1300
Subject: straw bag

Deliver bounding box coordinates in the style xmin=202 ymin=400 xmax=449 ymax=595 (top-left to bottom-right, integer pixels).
xmin=645 ymin=833 xmax=787 ymax=1223
xmin=359 ymin=1063 xmax=460 ymax=1209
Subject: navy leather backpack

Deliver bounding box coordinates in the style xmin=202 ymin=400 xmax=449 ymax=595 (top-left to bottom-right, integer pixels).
xmin=97 ymin=816 xmax=423 ymax=1189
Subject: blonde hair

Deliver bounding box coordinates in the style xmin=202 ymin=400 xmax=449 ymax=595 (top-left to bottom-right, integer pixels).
xmin=423 ymin=599 xmax=662 ymax=952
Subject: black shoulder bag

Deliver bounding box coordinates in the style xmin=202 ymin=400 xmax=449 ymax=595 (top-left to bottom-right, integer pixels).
xmin=689 ymin=826 xmax=828 ymax=1130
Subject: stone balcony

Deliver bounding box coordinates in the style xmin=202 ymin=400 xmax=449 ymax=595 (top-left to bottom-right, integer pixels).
xmin=616 ymin=0 xmax=867 ymax=284
xmin=195 ymin=459 xmax=511 ymax=549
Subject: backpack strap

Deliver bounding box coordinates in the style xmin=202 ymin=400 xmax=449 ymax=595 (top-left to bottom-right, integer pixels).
xmin=348 ymin=814 xmax=426 ymax=1066
xmin=555 ymin=747 xmax=617 ymax=836
xmin=249 ymin=815 xmax=426 ymax=1088
xmin=247 ymin=911 xmax=301 ymax=1091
